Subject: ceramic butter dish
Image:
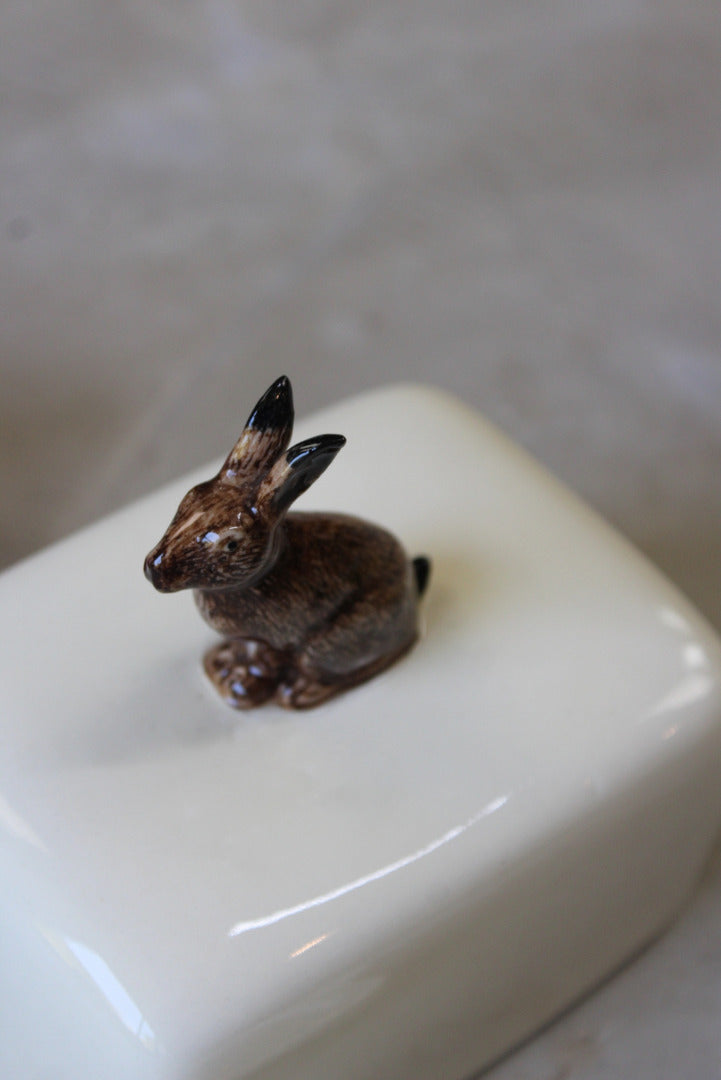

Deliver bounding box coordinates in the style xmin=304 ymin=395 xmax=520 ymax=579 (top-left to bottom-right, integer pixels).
xmin=2 ymin=385 xmax=721 ymax=1080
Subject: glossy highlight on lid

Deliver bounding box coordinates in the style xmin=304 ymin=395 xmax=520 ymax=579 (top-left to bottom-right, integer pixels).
xmin=227 ymin=794 xmax=509 ymax=937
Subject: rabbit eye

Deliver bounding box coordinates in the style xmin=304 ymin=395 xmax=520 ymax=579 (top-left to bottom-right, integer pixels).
xmin=225 ymin=538 xmax=239 ymax=553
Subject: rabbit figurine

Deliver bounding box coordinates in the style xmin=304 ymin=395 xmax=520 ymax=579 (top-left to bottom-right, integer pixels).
xmin=144 ymin=376 xmax=430 ymax=710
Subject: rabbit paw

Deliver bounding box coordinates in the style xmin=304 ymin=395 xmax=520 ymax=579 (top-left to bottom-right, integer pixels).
xmin=274 ymin=673 xmax=340 ymax=710
xmin=203 ymin=638 xmax=285 ymax=710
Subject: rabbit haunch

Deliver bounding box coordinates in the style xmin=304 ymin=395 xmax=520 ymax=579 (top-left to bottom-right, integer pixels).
xmin=144 ymin=376 xmax=430 ymax=710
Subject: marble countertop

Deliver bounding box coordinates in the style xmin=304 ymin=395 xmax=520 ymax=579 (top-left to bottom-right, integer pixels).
xmin=2 ymin=2 xmax=720 ymax=1077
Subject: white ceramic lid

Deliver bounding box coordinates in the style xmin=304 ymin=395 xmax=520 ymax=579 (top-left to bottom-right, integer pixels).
xmin=2 ymin=385 xmax=721 ymax=1079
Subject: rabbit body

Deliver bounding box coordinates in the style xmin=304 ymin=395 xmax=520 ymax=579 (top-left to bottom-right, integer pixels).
xmin=196 ymin=511 xmax=419 ymax=708
xmin=144 ymin=377 xmax=429 ymax=710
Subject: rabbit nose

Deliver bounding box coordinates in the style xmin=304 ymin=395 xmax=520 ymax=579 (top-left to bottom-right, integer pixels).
xmin=144 ymin=550 xmax=164 ymax=586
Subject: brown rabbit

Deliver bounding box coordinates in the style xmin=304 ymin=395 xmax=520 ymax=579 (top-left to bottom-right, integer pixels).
xmin=144 ymin=376 xmax=430 ymax=709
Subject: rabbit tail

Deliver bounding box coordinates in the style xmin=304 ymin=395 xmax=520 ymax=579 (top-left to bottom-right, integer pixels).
xmin=412 ymin=556 xmax=431 ymax=597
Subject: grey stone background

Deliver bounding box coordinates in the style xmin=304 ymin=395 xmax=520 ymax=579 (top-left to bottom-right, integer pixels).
xmin=2 ymin=1 xmax=720 ymax=1077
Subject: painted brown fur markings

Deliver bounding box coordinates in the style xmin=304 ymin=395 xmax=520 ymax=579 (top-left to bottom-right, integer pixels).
xmin=144 ymin=376 xmax=430 ymax=710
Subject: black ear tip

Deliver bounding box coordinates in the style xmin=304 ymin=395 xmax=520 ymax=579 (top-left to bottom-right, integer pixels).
xmin=285 ymin=433 xmax=346 ymax=467
xmin=247 ymin=375 xmax=294 ymax=431
xmin=322 ymin=434 xmax=346 ymax=452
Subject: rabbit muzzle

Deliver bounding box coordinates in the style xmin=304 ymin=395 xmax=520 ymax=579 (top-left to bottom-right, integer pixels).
xmin=143 ymin=546 xmax=182 ymax=592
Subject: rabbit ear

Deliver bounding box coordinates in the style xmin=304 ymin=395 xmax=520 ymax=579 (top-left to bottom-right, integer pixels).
xmin=266 ymin=434 xmax=346 ymax=512
xmin=222 ymin=376 xmax=294 ymax=481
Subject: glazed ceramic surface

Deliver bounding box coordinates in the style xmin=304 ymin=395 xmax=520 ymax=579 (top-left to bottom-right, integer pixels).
xmin=2 ymin=386 xmax=721 ymax=1080
xmin=144 ymin=375 xmax=430 ymax=710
